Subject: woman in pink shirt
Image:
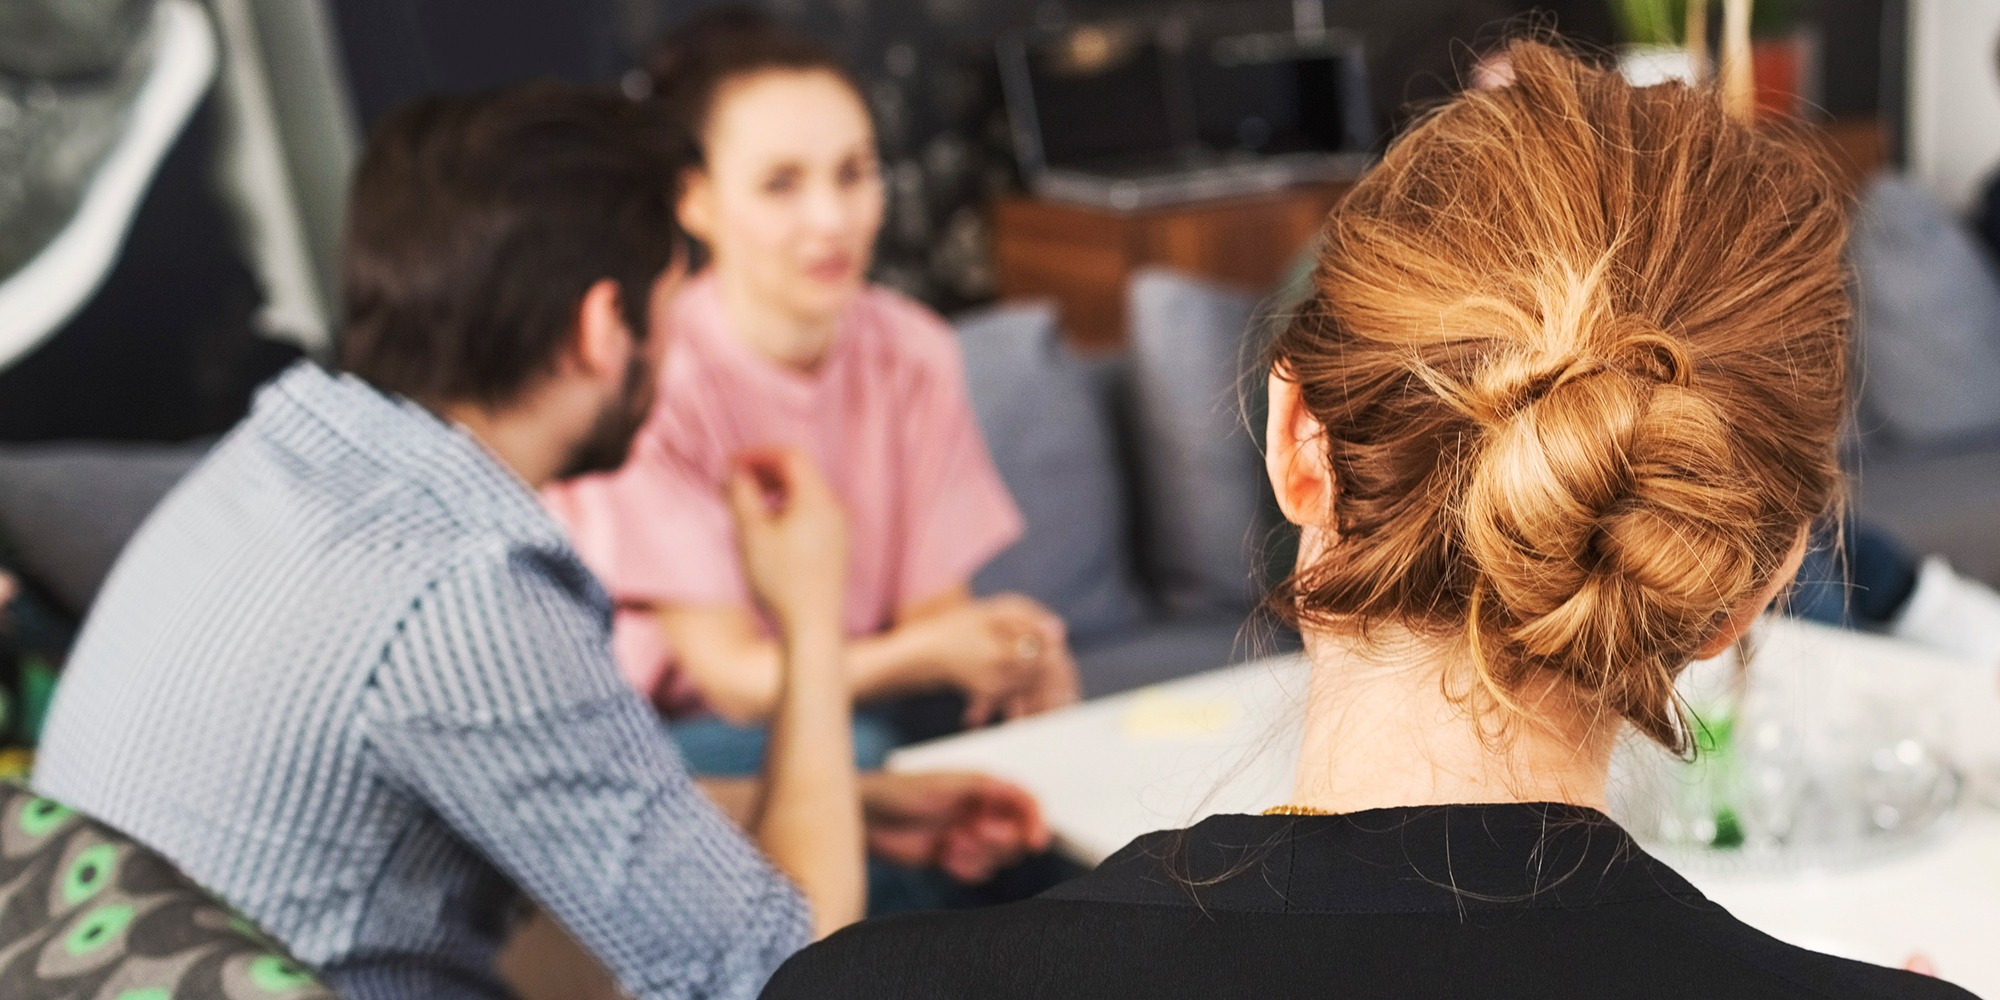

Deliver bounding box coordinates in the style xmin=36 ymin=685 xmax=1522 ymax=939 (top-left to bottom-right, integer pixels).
xmin=544 ymin=9 xmax=1079 ymax=774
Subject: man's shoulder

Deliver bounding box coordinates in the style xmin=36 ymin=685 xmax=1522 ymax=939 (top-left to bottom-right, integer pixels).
xmin=122 ymin=391 xmax=594 ymax=654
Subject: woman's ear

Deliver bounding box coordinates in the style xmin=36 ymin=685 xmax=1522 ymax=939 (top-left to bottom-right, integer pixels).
xmin=1265 ymin=366 xmax=1335 ymax=528
xmin=677 ymin=167 xmax=714 ymax=245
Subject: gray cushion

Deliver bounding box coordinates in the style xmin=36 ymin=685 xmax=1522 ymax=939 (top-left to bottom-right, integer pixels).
xmin=956 ymin=302 xmax=1145 ymax=642
xmin=0 ymin=441 xmax=207 ymax=616
xmin=1851 ymin=175 xmax=2000 ymax=447
xmin=1125 ymin=268 xmax=1275 ymax=617
xmin=1072 ymin=613 xmax=1300 ymax=697
xmin=1853 ymin=440 xmax=2000 ymax=586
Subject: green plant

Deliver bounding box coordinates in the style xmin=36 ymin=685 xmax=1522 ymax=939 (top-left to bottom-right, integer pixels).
xmin=1610 ymin=0 xmax=1805 ymax=46
xmin=1609 ymin=0 xmax=1688 ymax=46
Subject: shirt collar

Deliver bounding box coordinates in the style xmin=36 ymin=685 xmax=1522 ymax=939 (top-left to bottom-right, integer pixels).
xmin=1045 ymin=802 xmax=1706 ymax=915
xmin=677 ymin=269 xmax=860 ymax=400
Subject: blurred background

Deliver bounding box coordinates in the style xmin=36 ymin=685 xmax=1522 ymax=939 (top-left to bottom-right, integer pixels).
xmin=0 ymin=0 xmax=1906 ymax=441
xmin=10 ymin=0 xmax=2000 ymax=733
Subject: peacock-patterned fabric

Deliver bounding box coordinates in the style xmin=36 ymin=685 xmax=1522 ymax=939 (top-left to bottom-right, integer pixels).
xmin=0 ymin=782 xmax=339 ymax=1000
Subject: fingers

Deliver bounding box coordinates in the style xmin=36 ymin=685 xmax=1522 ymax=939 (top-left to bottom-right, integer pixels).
xmin=1002 ymin=691 xmax=1032 ymax=722
xmin=723 ymin=466 xmax=773 ymax=536
xmin=1035 ymin=631 xmax=1082 ymax=710
xmin=761 ymin=446 xmax=838 ymax=510
xmin=939 ymin=780 xmax=1049 ymax=882
xmin=992 ymin=604 xmax=1079 ymax=717
xmin=963 ymin=690 xmax=1000 ymax=728
xmin=865 ymin=773 xmax=1049 ymax=884
xmin=726 ymin=448 xmax=848 ymax=631
xmin=730 ymin=448 xmax=805 ymax=512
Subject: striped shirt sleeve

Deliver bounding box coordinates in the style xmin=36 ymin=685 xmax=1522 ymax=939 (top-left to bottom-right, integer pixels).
xmin=361 ymin=540 xmax=810 ymax=1000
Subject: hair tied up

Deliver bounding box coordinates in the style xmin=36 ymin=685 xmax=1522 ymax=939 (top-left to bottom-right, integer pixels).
xmin=1266 ymin=39 xmax=1850 ymax=755
xmin=1606 ymin=324 xmax=1693 ymax=389
xmin=1453 ymin=320 xmax=1694 ymax=430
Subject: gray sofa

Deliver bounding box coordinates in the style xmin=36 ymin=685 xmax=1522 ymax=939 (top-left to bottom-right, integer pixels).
xmin=1846 ymin=175 xmax=2000 ymax=586
xmin=958 ymin=269 xmax=1298 ymax=697
xmin=0 ymin=268 xmax=1298 ymax=701
xmin=0 ymin=441 xmax=213 ymax=620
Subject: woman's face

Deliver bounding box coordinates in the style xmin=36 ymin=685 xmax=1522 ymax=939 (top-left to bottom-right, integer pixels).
xmin=679 ymin=69 xmax=884 ymax=328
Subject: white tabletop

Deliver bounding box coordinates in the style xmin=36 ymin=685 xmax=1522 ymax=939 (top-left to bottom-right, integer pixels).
xmin=891 ymin=618 xmax=2000 ymax=997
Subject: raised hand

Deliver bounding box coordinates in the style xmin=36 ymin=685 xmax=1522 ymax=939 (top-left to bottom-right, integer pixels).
xmin=725 ymin=447 xmax=848 ymax=641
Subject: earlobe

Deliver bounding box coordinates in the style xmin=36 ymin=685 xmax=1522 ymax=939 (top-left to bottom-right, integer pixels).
xmin=1265 ymin=368 xmax=1336 ymax=528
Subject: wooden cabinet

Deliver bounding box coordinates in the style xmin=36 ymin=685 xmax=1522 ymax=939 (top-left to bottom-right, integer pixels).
xmin=991 ymin=182 xmax=1351 ymax=351
xmin=1811 ymin=116 xmax=1891 ymax=197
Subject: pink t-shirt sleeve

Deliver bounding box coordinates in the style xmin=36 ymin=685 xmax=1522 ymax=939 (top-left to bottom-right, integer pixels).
xmin=893 ymin=312 xmax=1026 ymax=609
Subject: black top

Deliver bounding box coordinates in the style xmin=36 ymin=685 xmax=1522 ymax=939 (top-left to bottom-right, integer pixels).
xmin=763 ymin=803 xmax=1980 ymax=1000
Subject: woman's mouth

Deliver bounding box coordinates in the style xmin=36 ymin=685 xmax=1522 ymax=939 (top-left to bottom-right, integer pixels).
xmin=806 ymin=253 xmax=856 ymax=284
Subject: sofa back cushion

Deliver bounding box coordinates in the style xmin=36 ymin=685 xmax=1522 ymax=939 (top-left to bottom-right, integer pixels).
xmin=1852 ymin=175 xmax=2000 ymax=448
xmin=1125 ymin=269 xmax=1276 ymax=617
xmin=956 ymin=302 xmax=1145 ymax=642
xmin=0 ymin=442 xmax=209 ymax=617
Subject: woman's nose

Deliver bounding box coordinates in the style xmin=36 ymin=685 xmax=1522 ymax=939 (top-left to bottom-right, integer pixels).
xmin=803 ymin=183 xmax=850 ymax=233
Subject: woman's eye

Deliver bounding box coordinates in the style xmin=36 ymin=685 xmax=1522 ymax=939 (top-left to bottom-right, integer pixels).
xmin=838 ymin=160 xmax=878 ymax=187
xmin=763 ymin=171 xmax=799 ymax=195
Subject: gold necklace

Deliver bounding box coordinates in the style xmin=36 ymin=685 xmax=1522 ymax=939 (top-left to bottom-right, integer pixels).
xmin=1261 ymin=804 xmax=1336 ymax=816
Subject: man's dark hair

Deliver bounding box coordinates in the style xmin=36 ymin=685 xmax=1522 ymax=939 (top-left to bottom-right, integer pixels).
xmin=338 ymin=81 xmax=688 ymax=407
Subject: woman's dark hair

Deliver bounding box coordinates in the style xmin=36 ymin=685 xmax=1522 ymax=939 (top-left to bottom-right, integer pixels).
xmin=338 ymin=80 xmax=689 ymax=408
xmin=644 ymin=6 xmax=863 ymax=164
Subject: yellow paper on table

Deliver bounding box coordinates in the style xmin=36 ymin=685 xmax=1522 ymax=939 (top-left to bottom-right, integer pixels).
xmin=1122 ymin=689 xmax=1242 ymax=739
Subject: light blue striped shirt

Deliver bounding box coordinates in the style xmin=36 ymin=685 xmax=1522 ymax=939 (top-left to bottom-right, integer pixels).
xmin=33 ymin=363 xmax=810 ymax=1000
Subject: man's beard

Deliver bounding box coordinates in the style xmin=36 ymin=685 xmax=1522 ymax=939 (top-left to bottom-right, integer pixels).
xmin=557 ymin=351 xmax=656 ymax=480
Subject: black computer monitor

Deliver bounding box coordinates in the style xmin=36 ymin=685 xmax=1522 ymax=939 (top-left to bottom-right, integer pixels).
xmin=1001 ymin=20 xmax=1371 ymax=177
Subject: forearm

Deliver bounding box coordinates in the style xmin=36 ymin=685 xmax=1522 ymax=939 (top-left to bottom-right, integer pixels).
xmin=843 ymin=622 xmax=947 ymax=702
xmin=752 ymin=623 xmax=864 ymax=938
xmin=371 ymin=698 xmax=813 ymax=998
xmin=695 ymin=777 xmax=760 ymax=828
xmin=672 ymin=614 xmax=946 ymax=723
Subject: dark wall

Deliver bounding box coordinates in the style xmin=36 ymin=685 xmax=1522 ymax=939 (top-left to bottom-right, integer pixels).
xmin=334 ymin=0 xmax=1893 ymax=311
xmin=333 ymin=0 xmax=631 ymax=127
xmin=2 ymin=0 xmax=1894 ymax=443
xmin=1815 ymin=0 xmax=1891 ymax=120
xmin=625 ymin=0 xmax=1626 ymax=309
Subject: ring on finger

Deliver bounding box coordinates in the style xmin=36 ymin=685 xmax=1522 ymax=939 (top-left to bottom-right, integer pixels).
xmin=1014 ymin=633 xmax=1043 ymax=663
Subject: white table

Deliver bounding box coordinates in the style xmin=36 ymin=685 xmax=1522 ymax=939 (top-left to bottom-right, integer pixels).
xmin=892 ymin=618 xmax=2000 ymax=997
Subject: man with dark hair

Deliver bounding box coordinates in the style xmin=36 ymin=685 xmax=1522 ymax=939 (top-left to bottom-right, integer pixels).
xmin=30 ymin=81 xmax=1045 ymax=1000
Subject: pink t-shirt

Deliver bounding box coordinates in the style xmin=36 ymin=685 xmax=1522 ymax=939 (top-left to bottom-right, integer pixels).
xmin=543 ymin=272 xmax=1024 ymax=712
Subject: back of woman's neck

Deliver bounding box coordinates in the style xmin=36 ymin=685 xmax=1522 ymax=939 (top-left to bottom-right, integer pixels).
xmin=1286 ymin=629 xmax=1613 ymax=816
xmin=714 ymin=269 xmax=839 ymax=372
